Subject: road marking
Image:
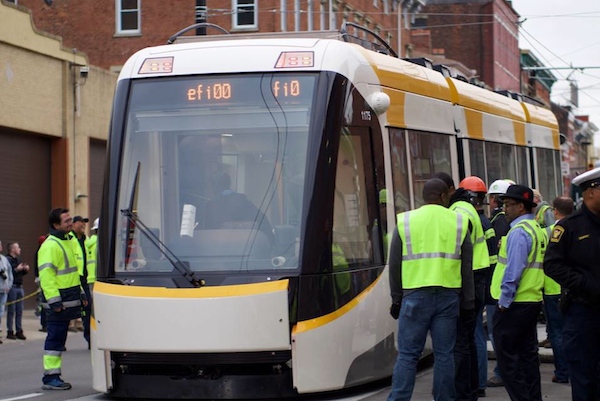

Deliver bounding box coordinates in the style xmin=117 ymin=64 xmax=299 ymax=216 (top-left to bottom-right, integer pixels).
xmin=1 ymin=394 xmax=43 ymax=401
xmin=334 ymin=389 xmax=383 ymax=401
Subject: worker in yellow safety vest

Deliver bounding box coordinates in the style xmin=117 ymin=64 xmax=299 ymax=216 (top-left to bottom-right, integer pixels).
xmin=387 ymin=178 xmax=474 ymax=401
xmin=490 ymin=185 xmax=547 ymax=401
xmin=39 ymin=208 xmax=87 ymax=391
xmin=85 ymin=217 xmax=99 ymax=293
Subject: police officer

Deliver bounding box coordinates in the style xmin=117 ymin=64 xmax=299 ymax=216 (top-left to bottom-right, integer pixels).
xmin=544 ymin=167 xmax=600 ymax=401
xmin=491 ymin=185 xmax=546 ymax=401
xmin=38 ymin=208 xmax=87 ymax=390
xmin=388 ymin=178 xmax=474 ymax=401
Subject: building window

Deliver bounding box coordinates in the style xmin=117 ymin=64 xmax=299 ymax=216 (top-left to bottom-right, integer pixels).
xmin=232 ymin=0 xmax=257 ymax=30
xmin=116 ymin=0 xmax=141 ymax=35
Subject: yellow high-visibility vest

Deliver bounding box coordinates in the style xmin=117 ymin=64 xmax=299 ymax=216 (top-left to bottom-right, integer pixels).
xmin=451 ymin=200 xmax=490 ymax=271
xmin=491 ymin=219 xmax=546 ymax=302
xmin=397 ymin=204 xmax=467 ymax=289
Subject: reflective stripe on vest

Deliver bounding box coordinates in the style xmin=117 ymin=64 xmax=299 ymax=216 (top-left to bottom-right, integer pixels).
xmin=485 ymin=227 xmax=498 ymax=265
xmin=535 ymin=204 xmax=551 ymax=228
xmin=398 ymin=205 xmax=467 ymax=289
xmin=38 ymin=235 xmax=83 ymax=308
xmin=491 ymin=219 xmax=546 ymax=302
xmin=450 ymin=201 xmax=490 ymax=270
xmin=86 ymin=235 xmax=98 ymax=284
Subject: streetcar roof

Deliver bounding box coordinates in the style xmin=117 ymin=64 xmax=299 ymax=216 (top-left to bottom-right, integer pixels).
xmin=118 ymin=35 xmax=453 ymax=103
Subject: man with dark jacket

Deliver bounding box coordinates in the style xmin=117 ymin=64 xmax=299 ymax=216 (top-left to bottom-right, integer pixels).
xmin=544 ymin=167 xmax=600 ymax=401
xmin=5 ymin=242 xmax=29 ymax=340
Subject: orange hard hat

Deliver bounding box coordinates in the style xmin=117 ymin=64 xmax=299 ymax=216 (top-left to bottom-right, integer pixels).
xmin=459 ymin=176 xmax=487 ymax=193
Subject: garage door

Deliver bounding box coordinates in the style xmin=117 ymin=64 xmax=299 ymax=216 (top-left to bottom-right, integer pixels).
xmin=0 ymin=128 xmax=51 ymax=309
xmin=89 ymin=139 xmax=107 ymax=224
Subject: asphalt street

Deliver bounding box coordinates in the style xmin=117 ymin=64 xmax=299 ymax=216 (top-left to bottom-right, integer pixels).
xmin=0 ymin=310 xmax=572 ymax=401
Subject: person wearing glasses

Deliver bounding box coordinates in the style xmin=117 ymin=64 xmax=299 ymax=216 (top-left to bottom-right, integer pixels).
xmin=490 ymin=185 xmax=547 ymax=401
xmin=545 ymin=167 xmax=600 ymax=401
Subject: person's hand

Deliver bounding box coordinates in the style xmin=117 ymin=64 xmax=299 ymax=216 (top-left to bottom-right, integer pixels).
xmin=390 ymin=303 xmax=401 ymax=320
xmin=460 ymin=308 xmax=476 ymax=320
xmin=50 ymin=301 xmax=64 ymax=313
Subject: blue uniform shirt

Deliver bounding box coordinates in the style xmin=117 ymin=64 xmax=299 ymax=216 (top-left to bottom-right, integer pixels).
xmin=498 ymin=213 xmax=534 ymax=309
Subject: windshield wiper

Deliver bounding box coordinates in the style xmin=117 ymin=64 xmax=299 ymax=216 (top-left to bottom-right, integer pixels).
xmin=121 ymin=162 xmax=205 ymax=288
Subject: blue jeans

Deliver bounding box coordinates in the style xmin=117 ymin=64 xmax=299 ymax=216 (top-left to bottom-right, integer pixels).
xmin=388 ymin=288 xmax=459 ymax=401
xmin=7 ymin=286 xmax=24 ymax=332
xmin=543 ymin=295 xmax=568 ymax=381
xmin=475 ymin=311 xmax=487 ymax=389
xmin=0 ymin=292 xmax=7 ymax=327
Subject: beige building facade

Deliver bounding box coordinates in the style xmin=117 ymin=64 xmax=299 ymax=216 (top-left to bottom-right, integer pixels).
xmin=0 ymin=1 xmax=116 ymax=307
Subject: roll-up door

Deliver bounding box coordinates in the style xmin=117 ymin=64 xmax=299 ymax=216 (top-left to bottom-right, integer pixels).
xmin=89 ymin=139 xmax=107 ymax=224
xmin=0 ymin=128 xmax=51 ymax=309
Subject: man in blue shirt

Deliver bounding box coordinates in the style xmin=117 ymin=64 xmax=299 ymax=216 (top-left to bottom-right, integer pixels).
xmin=490 ymin=185 xmax=546 ymax=401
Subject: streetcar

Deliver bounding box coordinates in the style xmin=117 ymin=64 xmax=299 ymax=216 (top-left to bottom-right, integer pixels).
xmin=91 ymin=23 xmax=560 ymax=399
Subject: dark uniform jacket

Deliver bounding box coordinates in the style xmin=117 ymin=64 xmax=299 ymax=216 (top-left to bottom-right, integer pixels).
xmin=544 ymin=202 xmax=600 ymax=306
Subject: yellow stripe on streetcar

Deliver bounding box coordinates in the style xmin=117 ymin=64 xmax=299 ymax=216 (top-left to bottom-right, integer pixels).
xmin=293 ymin=274 xmax=382 ymax=334
xmin=94 ymin=279 xmax=289 ymax=298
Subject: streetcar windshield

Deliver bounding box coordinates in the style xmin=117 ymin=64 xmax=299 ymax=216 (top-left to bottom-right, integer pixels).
xmin=115 ymin=73 xmax=317 ymax=273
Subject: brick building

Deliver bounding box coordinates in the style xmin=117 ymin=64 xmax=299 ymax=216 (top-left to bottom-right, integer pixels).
xmin=11 ymin=0 xmax=420 ymax=71
xmin=410 ymin=0 xmax=520 ymax=91
xmin=0 ymin=2 xmax=115 ymax=307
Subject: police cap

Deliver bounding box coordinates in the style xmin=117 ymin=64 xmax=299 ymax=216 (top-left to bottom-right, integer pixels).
xmin=572 ymin=167 xmax=600 ymax=191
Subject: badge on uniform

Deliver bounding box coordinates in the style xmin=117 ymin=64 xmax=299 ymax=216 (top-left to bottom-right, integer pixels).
xmin=550 ymin=226 xmax=564 ymax=243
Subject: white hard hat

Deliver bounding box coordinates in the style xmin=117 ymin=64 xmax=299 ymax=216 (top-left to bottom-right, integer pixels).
xmin=488 ymin=179 xmax=514 ymax=195
xmin=92 ymin=218 xmax=99 ymax=231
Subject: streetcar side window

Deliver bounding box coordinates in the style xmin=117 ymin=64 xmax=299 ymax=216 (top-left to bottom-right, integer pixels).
xmin=408 ymin=130 xmax=452 ymax=208
xmin=485 ymin=142 xmax=519 ymax=184
xmin=536 ymin=148 xmax=561 ymax=202
xmin=468 ymin=140 xmax=486 ymax=182
xmin=332 ymin=127 xmax=373 ymax=271
xmin=389 ymin=129 xmax=410 ymax=214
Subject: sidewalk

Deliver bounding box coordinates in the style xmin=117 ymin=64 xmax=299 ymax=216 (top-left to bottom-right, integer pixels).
xmin=1 ymin=308 xmax=79 ymax=343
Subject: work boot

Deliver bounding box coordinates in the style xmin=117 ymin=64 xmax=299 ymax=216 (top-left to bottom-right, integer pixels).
xmin=486 ymin=376 xmax=504 ymax=387
xmin=16 ymin=330 xmax=26 ymax=340
xmin=42 ymin=377 xmax=72 ymax=390
xmin=6 ymin=331 xmax=16 ymax=340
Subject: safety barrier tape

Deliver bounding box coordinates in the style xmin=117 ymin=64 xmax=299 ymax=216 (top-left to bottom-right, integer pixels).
xmin=5 ymin=288 xmax=41 ymax=306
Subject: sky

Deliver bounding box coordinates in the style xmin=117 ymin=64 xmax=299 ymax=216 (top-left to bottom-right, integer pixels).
xmin=511 ymin=1 xmax=600 ymax=137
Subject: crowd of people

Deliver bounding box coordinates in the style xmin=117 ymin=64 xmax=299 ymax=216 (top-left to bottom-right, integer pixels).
xmin=0 ymin=209 xmax=98 ymax=390
xmin=387 ymin=167 xmax=600 ymax=401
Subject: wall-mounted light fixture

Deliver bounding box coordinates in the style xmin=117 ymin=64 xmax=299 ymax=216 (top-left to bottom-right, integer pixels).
xmin=75 ymin=192 xmax=88 ymax=202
